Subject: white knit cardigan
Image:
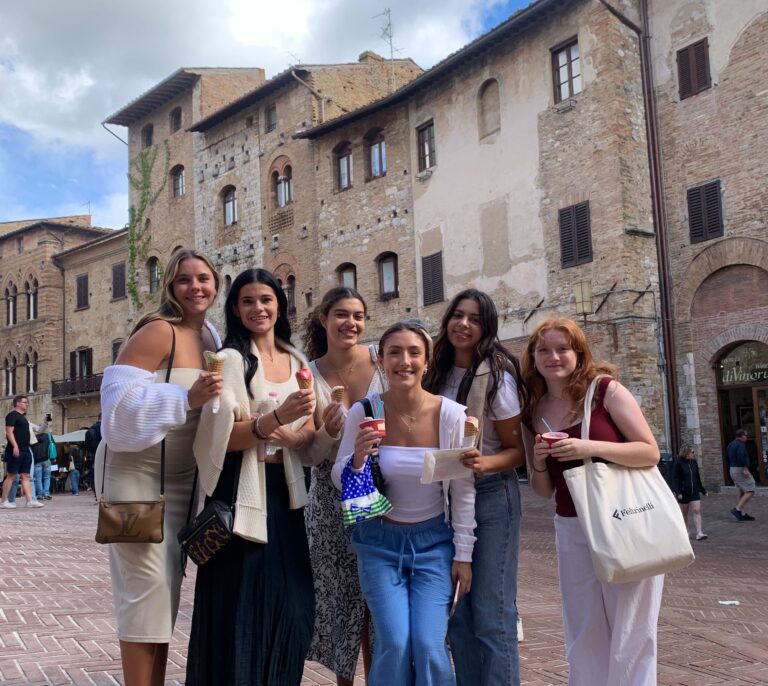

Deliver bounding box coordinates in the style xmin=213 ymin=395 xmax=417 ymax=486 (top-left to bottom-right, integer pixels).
xmin=193 ymin=339 xmax=312 ymax=543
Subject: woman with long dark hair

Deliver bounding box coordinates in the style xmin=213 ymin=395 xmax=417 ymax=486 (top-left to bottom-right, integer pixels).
xmin=521 ymin=318 xmax=663 ymax=685
xmin=98 ymin=249 xmax=223 ymax=685
xmin=187 ymin=268 xmax=317 ymax=685
xmin=424 ymin=288 xmax=527 ymax=686
xmin=333 ymin=321 xmax=475 ymax=685
xmin=302 ymin=286 xmax=383 ymax=685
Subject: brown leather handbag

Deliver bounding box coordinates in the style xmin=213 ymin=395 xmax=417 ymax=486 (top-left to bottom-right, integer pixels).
xmin=95 ymin=328 xmax=176 ymax=544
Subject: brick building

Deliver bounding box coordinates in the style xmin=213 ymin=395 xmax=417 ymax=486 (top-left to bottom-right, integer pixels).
xmin=649 ymin=0 xmax=768 ymax=487
xmin=188 ymin=53 xmax=422 ymax=334
xmin=0 ymin=217 xmax=108 ymax=431
xmin=52 ymin=230 xmax=131 ymax=432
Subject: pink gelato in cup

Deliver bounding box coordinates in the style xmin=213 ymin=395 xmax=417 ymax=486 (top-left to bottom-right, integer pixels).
xmin=541 ymin=431 xmax=568 ymax=447
xmin=359 ymin=418 xmax=386 ymax=436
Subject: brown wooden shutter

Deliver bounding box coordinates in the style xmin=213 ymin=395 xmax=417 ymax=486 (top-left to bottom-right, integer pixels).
xmin=76 ymin=274 xmax=88 ymax=308
xmin=70 ymin=351 xmax=76 ymax=379
xmin=687 ymin=180 xmax=722 ymax=243
xmin=559 ymin=201 xmax=592 ymax=268
xmin=422 ymin=252 xmax=445 ymax=306
xmin=112 ymin=262 xmax=126 ymax=299
xmin=85 ymin=348 xmax=93 ymax=377
xmin=677 ymin=38 xmax=710 ymax=100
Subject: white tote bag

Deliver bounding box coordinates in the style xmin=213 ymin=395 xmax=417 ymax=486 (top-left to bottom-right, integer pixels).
xmin=563 ymin=377 xmax=694 ymax=584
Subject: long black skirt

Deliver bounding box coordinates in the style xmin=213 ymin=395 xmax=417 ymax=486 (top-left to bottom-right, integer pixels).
xmin=186 ymin=456 xmax=315 ymax=686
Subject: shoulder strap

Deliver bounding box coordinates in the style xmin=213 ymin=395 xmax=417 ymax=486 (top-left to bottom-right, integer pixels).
xmin=580 ymin=376 xmax=604 ymax=460
xmin=99 ymin=325 xmax=176 ymax=500
xmin=358 ymin=397 xmax=374 ymax=418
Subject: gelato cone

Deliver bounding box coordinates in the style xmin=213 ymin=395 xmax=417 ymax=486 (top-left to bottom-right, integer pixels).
xmin=296 ymin=368 xmax=313 ymax=390
xmin=463 ymin=416 xmax=480 ymax=448
xmin=330 ymin=385 xmax=345 ymax=402
xmin=204 ymin=351 xmax=225 ymax=413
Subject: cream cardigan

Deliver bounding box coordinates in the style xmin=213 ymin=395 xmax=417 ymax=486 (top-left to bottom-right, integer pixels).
xmin=193 ymin=340 xmax=312 ymax=543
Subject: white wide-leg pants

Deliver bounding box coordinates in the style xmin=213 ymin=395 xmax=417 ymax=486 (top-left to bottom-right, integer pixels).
xmin=554 ymin=514 xmax=664 ymax=686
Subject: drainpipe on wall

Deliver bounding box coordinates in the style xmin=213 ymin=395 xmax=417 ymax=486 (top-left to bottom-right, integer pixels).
xmin=52 ymin=254 xmax=67 ymax=434
xmin=595 ymin=0 xmax=680 ymax=453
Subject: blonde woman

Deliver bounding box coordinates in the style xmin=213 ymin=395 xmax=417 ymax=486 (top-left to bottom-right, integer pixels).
xmin=97 ymin=249 xmax=223 ymax=686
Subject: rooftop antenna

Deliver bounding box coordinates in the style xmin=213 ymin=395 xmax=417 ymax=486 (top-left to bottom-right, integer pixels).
xmin=80 ymin=200 xmax=91 ymax=219
xmin=287 ymin=50 xmax=303 ymax=66
xmin=374 ymin=8 xmax=400 ymax=93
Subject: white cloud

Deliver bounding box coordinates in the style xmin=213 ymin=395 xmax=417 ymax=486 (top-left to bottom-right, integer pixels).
xmin=0 ymin=0 xmax=505 ymax=158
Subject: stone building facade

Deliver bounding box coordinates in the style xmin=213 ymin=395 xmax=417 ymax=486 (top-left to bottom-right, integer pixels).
xmin=52 ymin=230 xmax=131 ymax=432
xmin=103 ymin=67 xmax=266 ymax=320
xmin=0 ymin=217 xmax=108 ymax=432
xmin=189 ymin=54 xmax=422 ymax=334
xmin=301 ymin=0 xmax=666 ymax=444
xmin=649 ymin=0 xmax=768 ymax=486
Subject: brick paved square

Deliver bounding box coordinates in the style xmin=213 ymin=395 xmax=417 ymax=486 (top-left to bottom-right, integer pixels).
xmin=1 ymin=488 xmax=766 ymax=684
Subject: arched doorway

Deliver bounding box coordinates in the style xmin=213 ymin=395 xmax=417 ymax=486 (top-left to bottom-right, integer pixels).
xmin=716 ymin=341 xmax=768 ymax=485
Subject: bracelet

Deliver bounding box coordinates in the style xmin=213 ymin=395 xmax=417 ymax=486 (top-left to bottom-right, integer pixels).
xmin=250 ymin=414 xmax=269 ymax=440
xmin=273 ymin=408 xmax=285 ymax=426
xmin=532 ymin=464 xmax=548 ymax=473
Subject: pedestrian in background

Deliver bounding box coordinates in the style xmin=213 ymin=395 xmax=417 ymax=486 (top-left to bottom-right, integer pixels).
xmin=2 ymin=395 xmax=45 ymax=509
xmin=69 ymin=445 xmax=84 ymax=495
xmin=726 ymin=429 xmax=755 ymax=521
xmin=33 ymin=432 xmax=55 ymax=500
xmin=672 ymin=444 xmax=707 ymax=540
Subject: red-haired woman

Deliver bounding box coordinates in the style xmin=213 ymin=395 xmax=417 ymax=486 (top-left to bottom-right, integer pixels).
xmin=521 ymin=318 xmax=663 ymax=686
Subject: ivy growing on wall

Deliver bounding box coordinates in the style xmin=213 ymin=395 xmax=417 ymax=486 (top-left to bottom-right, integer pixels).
xmin=126 ymin=140 xmax=170 ymax=309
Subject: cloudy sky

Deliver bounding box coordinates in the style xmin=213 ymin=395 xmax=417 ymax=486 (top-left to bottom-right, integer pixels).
xmin=0 ymin=0 xmax=529 ymax=229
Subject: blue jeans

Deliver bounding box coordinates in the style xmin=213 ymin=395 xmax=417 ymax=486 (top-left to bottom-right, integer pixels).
xmin=8 ymin=448 xmax=35 ymax=503
xmin=449 ymin=472 xmax=522 ymax=686
xmin=70 ymin=469 xmax=80 ymax=494
xmin=34 ymin=461 xmax=51 ymax=497
xmin=352 ymin=514 xmax=455 ymax=686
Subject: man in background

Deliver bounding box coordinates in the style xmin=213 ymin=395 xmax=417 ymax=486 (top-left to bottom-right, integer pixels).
xmin=2 ymin=396 xmax=45 ymax=509
xmin=726 ymin=429 xmax=755 ymax=521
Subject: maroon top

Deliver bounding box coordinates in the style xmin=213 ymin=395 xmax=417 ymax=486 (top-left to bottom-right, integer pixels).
xmin=547 ymin=377 xmax=625 ymax=517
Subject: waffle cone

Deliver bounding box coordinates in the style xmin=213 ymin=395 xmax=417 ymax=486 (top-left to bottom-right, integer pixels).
xmin=204 ymin=351 xmax=224 ymax=374
xmin=331 ymin=386 xmax=345 ymax=402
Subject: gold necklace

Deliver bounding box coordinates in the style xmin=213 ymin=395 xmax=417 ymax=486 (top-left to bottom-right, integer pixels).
xmin=333 ymin=361 xmax=355 ymax=390
xmin=387 ymin=392 xmax=427 ymax=433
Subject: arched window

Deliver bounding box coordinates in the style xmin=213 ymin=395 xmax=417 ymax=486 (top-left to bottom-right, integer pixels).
xmin=169 ymin=107 xmax=182 ymax=133
xmin=5 ymin=284 xmax=17 ymax=326
xmin=285 ymin=275 xmax=296 ymax=315
xmin=334 ymin=141 xmax=353 ymax=190
xmin=141 ymin=123 xmax=154 ymax=149
xmin=4 ymin=355 xmax=16 ymax=395
xmin=337 ymin=263 xmax=357 ymax=289
xmin=222 ymin=186 xmax=237 ymax=226
xmin=376 ymin=252 xmax=399 ymax=300
xmin=25 ymin=278 xmax=38 ymax=320
xmin=364 ymin=129 xmax=386 ymax=180
xmin=478 ymin=79 xmax=501 ymax=138
xmin=274 ymin=165 xmax=293 ymax=207
xmin=171 ymin=165 xmax=185 ymax=197
xmin=25 ymin=350 xmax=37 ymax=393
xmin=147 ymin=257 xmax=161 ymax=294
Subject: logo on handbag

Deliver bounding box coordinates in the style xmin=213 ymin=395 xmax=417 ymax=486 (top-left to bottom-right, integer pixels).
xmin=613 ymin=502 xmax=655 ymax=520
xmin=119 ymin=511 xmax=143 ymax=538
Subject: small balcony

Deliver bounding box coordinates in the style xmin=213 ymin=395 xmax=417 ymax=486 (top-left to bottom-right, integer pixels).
xmin=52 ymin=374 xmax=103 ymax=399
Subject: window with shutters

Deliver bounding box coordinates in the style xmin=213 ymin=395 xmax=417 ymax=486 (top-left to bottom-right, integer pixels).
xmin=364 ymin=128 xmax=387 ymax=180
xmin=677 ymin=38 xmax=711 ymax=100
xmin=70 ymin=347 xmax=92 ymax=379
xmin=147 ymin=257 xmax=161 ymax=294
xmin=265 ymin=105 xmax=277 ymax=133
xmin=112 ymin=339 xmax=123 ymax=363
xmin=334 ymin=141 xmax=353 ymax=191
xmin=376 ymin=252 xmax=399 ymax=300
xmin=75 ymin=274 xmax=89 ymax=310
xmin=141 ymin=123 xmax=154 ymax=148
xmin=558 ymin=201 xmax=593 ymax=268
xmin=422 ymin=252 xmax=445 ymax=306
xmin=169 ymin=107 xmax=182 ymax=133
xmin=552 ymin=38 xmax=581 ymax=104
xmin=687 ymin=180 xmax=723 ymax=243
xmin=171 ymin=165 xmax=185 ymax=197
xmin=112 ymin=262 xmax=126 ymax=300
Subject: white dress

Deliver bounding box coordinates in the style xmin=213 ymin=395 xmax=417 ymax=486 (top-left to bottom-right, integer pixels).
xmin=96 ymin=368 xmax=199 ymax=642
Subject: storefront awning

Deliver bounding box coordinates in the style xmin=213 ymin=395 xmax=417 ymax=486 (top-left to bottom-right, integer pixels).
xmin=52 ymin=430 xmax=87 ymax=443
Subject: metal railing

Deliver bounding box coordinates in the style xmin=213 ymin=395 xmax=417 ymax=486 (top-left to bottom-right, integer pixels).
xmin=51 ymin=374 xmax=103 ymax=399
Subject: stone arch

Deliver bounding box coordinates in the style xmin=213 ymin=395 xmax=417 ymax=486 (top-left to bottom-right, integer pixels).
xmin=698 ymin=324 xmax=768 ymax=367
xmin=675 ymin=237 xmax=768 ymax=319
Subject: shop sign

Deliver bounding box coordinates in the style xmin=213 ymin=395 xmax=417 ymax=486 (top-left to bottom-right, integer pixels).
xmin=719 ymin=363 xmax=768 ymax=386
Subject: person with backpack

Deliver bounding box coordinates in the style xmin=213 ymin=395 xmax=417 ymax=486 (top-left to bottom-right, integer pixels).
xmin=33 ymin=433 xmax=55 ymax=500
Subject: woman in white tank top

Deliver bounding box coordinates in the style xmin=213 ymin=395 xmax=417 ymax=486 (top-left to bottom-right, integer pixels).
xmin=333 ymin=321 xmax=476 ymax=686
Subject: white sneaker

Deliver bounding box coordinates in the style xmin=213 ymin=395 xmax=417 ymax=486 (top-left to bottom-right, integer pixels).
xmin=695 ymin=532 xmax=708 ymax=540
xmin=1 ymin=501 xmax=16 ymax=509
xmin=26 ymin=500 xmax=44 ymax=508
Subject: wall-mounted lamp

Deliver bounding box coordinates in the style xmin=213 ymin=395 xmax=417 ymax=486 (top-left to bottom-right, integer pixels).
xmin=573 ymin=280 xmax=594 ymax=323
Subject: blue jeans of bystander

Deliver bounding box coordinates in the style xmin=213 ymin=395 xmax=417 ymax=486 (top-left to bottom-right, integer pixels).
xmin=352 ymin=514 xmax=455 ymax=686
xmin=34 ymin=461 xmax=51 ymax=497
xmin=69 ymin=469 xmax=80 ymax=494
xmin=449 ymin=471 xmax=522 ymax=686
